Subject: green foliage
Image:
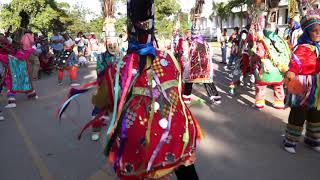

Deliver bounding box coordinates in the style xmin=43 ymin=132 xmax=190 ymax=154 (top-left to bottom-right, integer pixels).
xmin=155 ymin=0 xmax=180 ymax=38
xmin=179 ymin=12 xmax=189 ymax=33
xmin=226 ymin=0 xmax=248 ymax=11
xmin=112 ymin=0 xmax=180 ymax=38
xmin=115 ymin=16 xmax=126 ymax=33
xmin=89 ymin=16 xmax=105 ymax=34
xmin=211 ymin=0 xmax=248 ymax=29
xmin=0 ymin=0 xmax=70 ymax=32
xmin=210 ymin=2 xmax=230 ymax=29
xmin=65 ymin=4 xmax=92 ymax=33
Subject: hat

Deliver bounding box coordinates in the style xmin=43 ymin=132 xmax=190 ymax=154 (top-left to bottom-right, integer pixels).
xmin=64 ymin=39 xmax=74 ymax=47
xmin=301 ymin=14 xmax=320 ymax=31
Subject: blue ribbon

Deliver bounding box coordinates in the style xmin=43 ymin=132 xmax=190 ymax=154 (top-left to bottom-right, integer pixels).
xmin=128 ymin=42 xmax=156 ymax=57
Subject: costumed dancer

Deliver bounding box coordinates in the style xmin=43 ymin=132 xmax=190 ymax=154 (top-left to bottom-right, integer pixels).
xmin=0 ymin=33 xmax=8 ymax=120
xmin=58 ymin=0 xmax=203 ymax=179
xmin=56 ymin=39 xmax=78 ymax=86
xmin=57 ymin=0 xmax=203 ymax=179
xmin=0 ymin=33 xmax=38 ymax=108
xmin=90 ymin=18 xmax=121 ymax=141
xmin=0 ymin=12 xmax=37 ymax=108
xmin=229 ymin=25 xmax=256 ymax=95
xmin=106 ymin=1 xmax=202 ymax=178
xmin=252 ymin=1 xmax=290 ymax=110
xmin=177 ymin=27 xmax=221 ymax=105
xmin=283 ymin=10 xmax=320 ymax=153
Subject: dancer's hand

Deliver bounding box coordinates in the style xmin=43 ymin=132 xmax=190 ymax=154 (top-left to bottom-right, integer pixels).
xmin=287 ymin=78 xmax=305 ymax=95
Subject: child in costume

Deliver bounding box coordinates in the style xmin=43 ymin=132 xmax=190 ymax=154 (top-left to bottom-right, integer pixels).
xmin=283 ymin=13 xmax=320 ymax=154
xmin=252 ymin=24 xmax=290 ymax=110
xmin=56 ymin=39 xmax=78 ymax=86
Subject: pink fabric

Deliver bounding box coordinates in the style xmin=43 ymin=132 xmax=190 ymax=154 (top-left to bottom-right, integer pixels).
xmin=21 ymin=33 xmax=34 ymax=51
xmin=1 ymin=49 xmax=35 ymax=94
xmin=255 ymin=84 xmax=285 ymax=103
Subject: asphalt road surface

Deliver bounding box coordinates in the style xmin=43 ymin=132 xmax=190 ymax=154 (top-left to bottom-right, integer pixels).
xmin=0 ymin=48 xmax=318 ymax=180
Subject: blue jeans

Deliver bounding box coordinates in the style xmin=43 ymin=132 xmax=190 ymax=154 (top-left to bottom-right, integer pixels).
xmin=228 ymin=54 xmax=237 ymax=66
xmin=221 ymin=47 xmax=227 ymax=63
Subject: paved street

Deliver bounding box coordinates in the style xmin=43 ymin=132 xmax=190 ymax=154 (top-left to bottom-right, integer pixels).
xmin=0 ymin=47 xmax=319 ymax=180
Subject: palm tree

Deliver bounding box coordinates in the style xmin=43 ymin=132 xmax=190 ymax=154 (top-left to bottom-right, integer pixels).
xmin=101 ymin=0 xmax=114 ymax=18
xmin=210 ymin=2 xmax=229 ymax=30
xmin=100 ymin=0 xmax=116 ymax=37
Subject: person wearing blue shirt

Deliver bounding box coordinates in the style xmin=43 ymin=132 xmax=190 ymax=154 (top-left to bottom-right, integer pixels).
xmin=50 ymin=31 xmax=64 ymax=56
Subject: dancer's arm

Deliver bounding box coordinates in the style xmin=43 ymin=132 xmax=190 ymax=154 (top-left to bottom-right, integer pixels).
xmin=0 ymin=54 xmax=8 ymax=64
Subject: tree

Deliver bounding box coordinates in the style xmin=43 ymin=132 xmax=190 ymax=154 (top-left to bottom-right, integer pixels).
xmin=115 ymin=16 xmax=126 ymax=33
xmin=66 ymin=4 xmax=93 ymax=34
xmin=154 ymin=0 xmax=180 ymax=38
xmin=110 ymin=0 xmax=179 ymax=38
xmin=226 ymin=0 xmax=248 ymax=27
xmin=0 ymin=0 xmax=70 ymax=32
xmin=210 ymin=2 xmax=230 ymax=30
xmin=88 ymin=16 xmax=105 ymax=35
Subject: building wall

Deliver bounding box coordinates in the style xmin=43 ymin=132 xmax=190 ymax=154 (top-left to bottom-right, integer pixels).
xmin=201 ymin=0 xmax=304 ymax=39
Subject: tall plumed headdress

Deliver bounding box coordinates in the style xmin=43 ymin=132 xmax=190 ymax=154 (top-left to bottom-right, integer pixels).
xmin=127 ymin=0 xmax=155 ymax=45
xmin=300 ymin=13 xmax=320 ymax=31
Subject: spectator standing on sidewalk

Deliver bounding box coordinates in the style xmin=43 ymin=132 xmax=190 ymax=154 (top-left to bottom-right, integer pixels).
xmin=219 ymin=28 xmax=228 ymax=64
xmin=50 ymin=31 xmax=64 ymax=57
xmin=228 ymin=27 xmax=240 ymax=68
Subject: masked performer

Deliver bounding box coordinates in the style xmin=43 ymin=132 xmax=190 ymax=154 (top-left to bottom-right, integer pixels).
xmin=59 ymin=0 xmax=203 ymax=179
xmin=283 ymin=13 xmax=320 ymax=154
xmin=90 ymin=21 xmax=121 ymax=141
xmin=103 ymin=1 xmax=203 ymax=178
xmin=252 ymin=22 xmax=290 ymax=109
xmin=176 ymin=28 xmax=221 ymax=105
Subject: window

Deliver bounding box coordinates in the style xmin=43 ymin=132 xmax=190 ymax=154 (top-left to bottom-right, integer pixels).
xmin=285 ymin=8 xmax=288 ymax=24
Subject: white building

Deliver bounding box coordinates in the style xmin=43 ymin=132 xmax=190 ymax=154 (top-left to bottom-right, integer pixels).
xmin=196 ymin=0 xmax=319 ymax=40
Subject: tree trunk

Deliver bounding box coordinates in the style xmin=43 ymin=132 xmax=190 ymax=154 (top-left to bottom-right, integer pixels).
xmin=220 ymin=16 xmax=223 ymax=31
xmin=240 ymin=6 xmax=243 ymax=28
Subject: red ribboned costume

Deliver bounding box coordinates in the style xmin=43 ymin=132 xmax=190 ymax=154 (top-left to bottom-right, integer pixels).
xmin=107 ymin=50 xmax=202 ymax=179
xmin=289 ymin=45 xmax=320 ymax=75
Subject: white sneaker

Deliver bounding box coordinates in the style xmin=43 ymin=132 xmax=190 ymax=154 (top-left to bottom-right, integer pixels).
xmin=5 ymin=103 xmax=16 ymax=108
xmin=0 ymin=116 xmax=4 ymax=121
xmin=311 ymin=146 xmax=320 ymax=153
xmin=214 ymin=100 xmax=222 ymax=105
xmin=102 ymin=116 xmax=110 ymax=121
xmin=210 ymin=96 xmax=221 ymax=104
xmin=284 ymin=146 xmax=296 ymax=154
xmin=91 ymin=133 xmax=100 ymax=141
xmin=70 ymin=83 xmax=80 ymax=87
